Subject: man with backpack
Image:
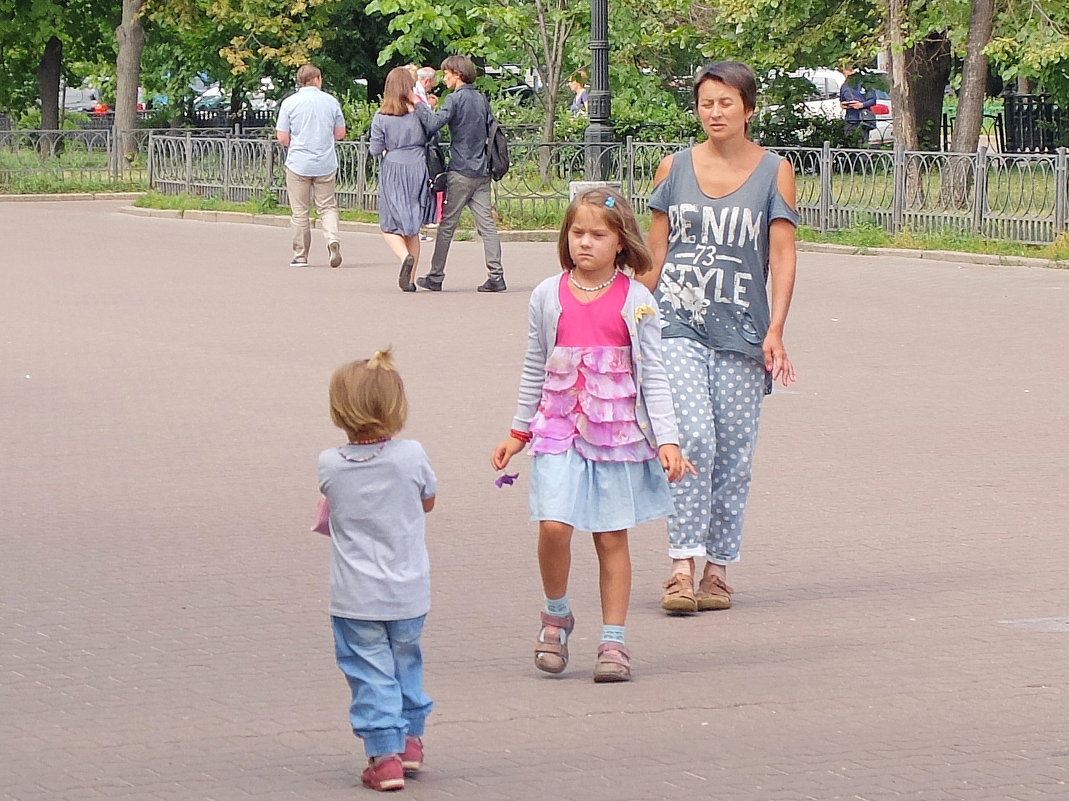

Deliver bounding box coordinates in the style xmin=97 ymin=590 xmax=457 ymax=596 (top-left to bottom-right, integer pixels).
xmin=416 ymin=55 xmax=507 ymax=293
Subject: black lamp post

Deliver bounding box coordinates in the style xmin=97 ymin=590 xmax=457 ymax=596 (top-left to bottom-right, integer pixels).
xmin=584 ymin=0 xmax=612 ymax=179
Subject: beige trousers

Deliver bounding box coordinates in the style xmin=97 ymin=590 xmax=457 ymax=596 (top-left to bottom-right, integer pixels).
xmin=285 ymin=167 xmax=339 ymax=259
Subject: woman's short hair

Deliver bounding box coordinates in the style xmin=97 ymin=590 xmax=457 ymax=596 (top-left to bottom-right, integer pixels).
xmin=557 ymin=186 xmax=653 ymax=276
xmin=440 ymin=55 xmax=477 ymax=85
xmin=329 ymin=349 xmax=408 ymax=441
xmin=693 ymin=61 xmax=758 ymax=112
xmin=296 ymin=64 xmax=322 ymax=87
xmin=380 ymin=66 xmax=414 ymax=116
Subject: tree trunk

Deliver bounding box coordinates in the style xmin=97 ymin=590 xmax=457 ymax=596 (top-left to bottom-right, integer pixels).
xmin=949 ymin=0 xmax=995 ymax=154
xmin=906 ymin=31 xmax=950 ymax=152
xmin=37 ymin=36 xmax=63 ymax=133
xmin=886 ymin=0 xmax=916 ymax=150
xmin=114 ymin=0 xmax=146 ymax=163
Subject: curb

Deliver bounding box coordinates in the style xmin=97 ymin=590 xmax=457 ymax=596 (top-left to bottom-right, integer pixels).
xmin=0 ymin=191 xmax=145 ymax=203
xmin=796 ymin=241 xmax=1066 ymax=270
xmin=114 ymin=205 xmax=1067 ymax=269
xmin=116 ymin=206 xmax=558 ymax=243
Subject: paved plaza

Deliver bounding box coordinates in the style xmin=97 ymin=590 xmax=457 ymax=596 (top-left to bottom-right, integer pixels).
xmin=2 ymin=199 xmax=1068 ymax=801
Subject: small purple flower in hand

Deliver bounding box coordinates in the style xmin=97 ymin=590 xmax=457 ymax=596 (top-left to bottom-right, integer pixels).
xmin=495 ymin=473 xmax=519 ymax=488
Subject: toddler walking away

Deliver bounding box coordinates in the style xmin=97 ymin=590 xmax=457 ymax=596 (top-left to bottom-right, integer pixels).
xmin=491 ymin=187 xmax=693 ymax=684
xmin=319 ymin=349 xmax=437 ymax=792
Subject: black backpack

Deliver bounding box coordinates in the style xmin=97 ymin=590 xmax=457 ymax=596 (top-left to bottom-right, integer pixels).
xmin=486 ymin=114 xmax=510 ymax=181
xmin=425 ymin=138 xmax=447 ymax=192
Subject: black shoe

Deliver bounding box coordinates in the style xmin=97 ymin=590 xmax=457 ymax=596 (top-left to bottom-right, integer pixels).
xmin=416 ymin=275 xmax=443 ymax=292
xmin=399 ymin=255 xmax=416 ymax=292
xmin=477 ymin=276 xmax=507 ymax=293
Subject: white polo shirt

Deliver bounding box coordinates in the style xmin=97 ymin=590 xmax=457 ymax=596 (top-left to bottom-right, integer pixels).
xmin=276 ymin=86 xmax=344 ymax=177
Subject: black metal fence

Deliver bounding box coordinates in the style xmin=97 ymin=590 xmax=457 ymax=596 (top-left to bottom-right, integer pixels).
xmin=146 ymin=133 xmax=1069 ymax=245
xmin=1002 ymin=94 xmax=1069 ymax=154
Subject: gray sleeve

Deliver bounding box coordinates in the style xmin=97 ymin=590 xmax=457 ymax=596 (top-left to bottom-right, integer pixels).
xmin=369 ymin=114 xmax=386 ymax=156
xmin=275 ymin=98 xmax=291 ymax=133
xmin=766 ymin=155 xmax=799 ymax=226
xmin=633 ymin=290 xmax=679 ymax=447
xmin=416 ymin=443 xmax=437 ymax=499
xmin=648 ymin=170 xmax=672 ymax=213
xmin=510 ymin=281 xmax=551 ymax=432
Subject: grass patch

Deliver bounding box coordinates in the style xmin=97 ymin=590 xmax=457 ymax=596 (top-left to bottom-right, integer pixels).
xmin=799 ymin=223 xmax=1069 ymax=262
xmin=1 ymin=173 xmax=145 ymax=194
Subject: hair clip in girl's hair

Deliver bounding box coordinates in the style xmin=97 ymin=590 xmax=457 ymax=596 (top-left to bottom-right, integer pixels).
xmin=604 ymin=196 xmax=616 ymax=208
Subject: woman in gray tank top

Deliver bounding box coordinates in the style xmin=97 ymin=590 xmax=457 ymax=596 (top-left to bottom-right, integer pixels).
xmin=639 ymin=61 xmax=800 ymax=614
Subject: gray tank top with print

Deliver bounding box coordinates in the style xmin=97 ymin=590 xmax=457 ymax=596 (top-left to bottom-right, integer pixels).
xmin=648 ymin=148 xmax=798 ymax=372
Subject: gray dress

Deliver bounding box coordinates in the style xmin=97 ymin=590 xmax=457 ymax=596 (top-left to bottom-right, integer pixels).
xmin=369 ymin=107 xmax=435 ymax=236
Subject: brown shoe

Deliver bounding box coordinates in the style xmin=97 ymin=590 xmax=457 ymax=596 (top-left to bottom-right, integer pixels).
xmin=660 ymin=573 xmax=698 ymax=613
xmin=592 ymin=642 xmax=632 ymax=683
xmin=696 ymin=574 xmax=734 ymax=611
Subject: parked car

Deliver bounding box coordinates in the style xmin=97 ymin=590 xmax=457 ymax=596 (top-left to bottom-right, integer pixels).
xmin=789 ymin=68 xmax=893 ymax=144
xmin=62 ymin=84 xmax=102 ymax=113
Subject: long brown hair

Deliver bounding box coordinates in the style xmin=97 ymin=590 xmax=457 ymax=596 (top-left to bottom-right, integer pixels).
xmin=380 ymin=67 xmax=414 ymax=116
xmin=557 ymin=186 xmax=653 ymax=275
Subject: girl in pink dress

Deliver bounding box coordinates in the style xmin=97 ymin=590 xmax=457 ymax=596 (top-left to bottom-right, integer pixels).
xmin=492 ymin=187 xmax=693 ymax=682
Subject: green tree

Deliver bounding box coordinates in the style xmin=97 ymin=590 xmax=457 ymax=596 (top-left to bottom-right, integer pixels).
xmin=365 ymin=0 xmax=587 ymax=142
xmin=144 ymin=0 xmax=343 ymax=117
xmin=0 ymin=0 xmax=116 ymax=125
xmin=988 ymin=0 xmax=1069 ymax=104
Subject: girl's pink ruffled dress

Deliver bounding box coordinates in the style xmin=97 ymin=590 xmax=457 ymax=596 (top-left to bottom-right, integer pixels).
xmin=527 ymin=273 xmax=673 ymax=532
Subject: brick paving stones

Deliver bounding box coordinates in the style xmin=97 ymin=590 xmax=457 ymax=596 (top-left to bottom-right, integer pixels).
xmin=2 ymin=200 xmax=1068 ymax=800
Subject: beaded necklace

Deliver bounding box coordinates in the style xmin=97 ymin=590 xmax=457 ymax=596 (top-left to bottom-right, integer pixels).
xmin=569 ymin=268 xmax=618 ymax=292
xmin=339 ymin=438 xmax=391 ymax=463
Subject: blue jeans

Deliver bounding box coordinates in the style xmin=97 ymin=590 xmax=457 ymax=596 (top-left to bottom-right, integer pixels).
xmin=332 ymin=615 xmax=433 ymax=758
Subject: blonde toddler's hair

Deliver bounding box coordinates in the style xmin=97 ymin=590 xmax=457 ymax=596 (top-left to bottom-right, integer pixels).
xmin=329 ymin=348 xmax=408 ymax=442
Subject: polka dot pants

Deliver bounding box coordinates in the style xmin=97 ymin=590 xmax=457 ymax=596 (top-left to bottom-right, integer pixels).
xmin=662 ymin=338 xmax=765 ymax=564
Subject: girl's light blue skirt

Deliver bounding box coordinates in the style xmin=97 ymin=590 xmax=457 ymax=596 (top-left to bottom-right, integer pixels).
xmin=529 ymin=449 xmax=675 ymax=532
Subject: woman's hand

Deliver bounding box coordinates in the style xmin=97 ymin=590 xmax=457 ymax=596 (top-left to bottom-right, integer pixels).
xmin=763 ymin=330 xmax=796 ymax=387
xmin=658 ymin=444 xmax=697 ymax=482
xmin=491 ymin=436 xmax=526 ymax=471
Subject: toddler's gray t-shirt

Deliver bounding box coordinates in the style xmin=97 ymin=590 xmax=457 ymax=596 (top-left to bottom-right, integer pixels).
xmin=319 ymin=439 xmax=437 ymax=621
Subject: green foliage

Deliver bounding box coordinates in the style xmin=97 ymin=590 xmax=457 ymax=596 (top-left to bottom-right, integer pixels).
xmin=15 ymin=108 xmax=89 ymax=130
xmin=988 ymin=0 xmax=1069 ymax=105
xmin=609 ymin=67 xmax=701 ymax=141
xmin=252 ymin=188 xmax=279 ymax=213
xmin=750 ymin=75 xmax=856 ymax=148
xmin=339 ymin=96 xmax=376 ymax=139
xmin=0 ymin=0 xmax=118 ymax=116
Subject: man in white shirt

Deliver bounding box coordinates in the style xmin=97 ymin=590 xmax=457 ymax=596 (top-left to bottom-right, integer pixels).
xmin=275 ymin=64 xmax=347 ymax=268
xmin=415 ymin=67 xmax=438 ymax=108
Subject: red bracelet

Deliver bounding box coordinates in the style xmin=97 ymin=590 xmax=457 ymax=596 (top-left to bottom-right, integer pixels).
xmin=510 ymin=429 xmax=532 ymax=443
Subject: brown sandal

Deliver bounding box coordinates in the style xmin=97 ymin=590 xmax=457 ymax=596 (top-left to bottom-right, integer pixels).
xmin=592 ymin=642 xmax=632 ymax=683
xmin=696 ymin=574 xmax=734 ymax=611
xmin=534 ymin=611 xmax=575 ymax=674
xmin=660 ymin=573 xmax=698 ymax=613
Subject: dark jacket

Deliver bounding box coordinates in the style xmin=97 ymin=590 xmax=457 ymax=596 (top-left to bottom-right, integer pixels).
xmin=423 ymin=83 xmax=490 ymax=178
xmin=839 ymin=81 xmax=876 ymax=124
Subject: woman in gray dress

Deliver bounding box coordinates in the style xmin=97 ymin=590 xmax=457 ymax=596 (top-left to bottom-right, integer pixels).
xmin=370 ymin=67 xmax=436 ymax=292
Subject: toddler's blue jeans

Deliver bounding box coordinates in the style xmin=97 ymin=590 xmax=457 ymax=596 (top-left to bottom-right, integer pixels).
xmin=332 ymin=615 xmax=433 ymax=758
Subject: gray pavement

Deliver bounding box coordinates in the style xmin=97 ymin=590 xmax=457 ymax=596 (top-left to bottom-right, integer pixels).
xmin=2 ymin=200 xmax=1068 ymax=801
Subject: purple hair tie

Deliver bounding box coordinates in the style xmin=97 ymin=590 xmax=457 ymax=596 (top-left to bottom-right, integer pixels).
xmin=495 ymin=473 xmax=519 ymax=488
